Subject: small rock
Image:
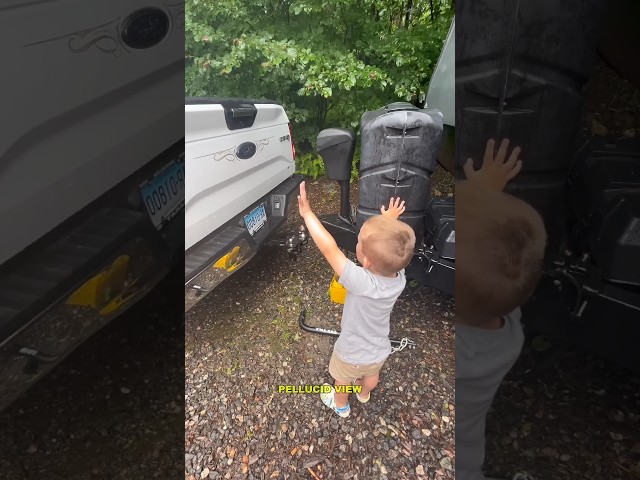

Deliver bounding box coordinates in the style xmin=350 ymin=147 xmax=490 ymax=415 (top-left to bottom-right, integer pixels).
xmin=440 ymin=457 xmax=453 ymax=470
xmin=120 ymin=387 xmax=130 ymax=394
xmin=609 ymin=432 xmax=624 ymax=441
xmin=302 ymin=458 xmax=324 ymax=469
xmin=560 ymin=454 xmax=571 ymax=462
xmin=26 ymin=444 xmax=38 ymax=454
xmin=201 ymin=468 xmax=210 ymax=479
xmin=411 ymin=429 xmax=421 ymax=440
xmin=416 ymin=464 xmax=426 ymax=476
xmin=378 ymin=462 xmax=388 ymax=474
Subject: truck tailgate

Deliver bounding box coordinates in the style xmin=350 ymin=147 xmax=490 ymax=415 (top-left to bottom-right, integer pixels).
xmin=185 ymin=102 xmax=295 ymax=250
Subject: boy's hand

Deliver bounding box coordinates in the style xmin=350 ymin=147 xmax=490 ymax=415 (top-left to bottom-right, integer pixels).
xmin=463 ymin=138 xmax=523 ymax=191
xmin=380 ymin=197 xmax=406 ymax=219
xmin=298 ymin=181 xmax=312 ymax=217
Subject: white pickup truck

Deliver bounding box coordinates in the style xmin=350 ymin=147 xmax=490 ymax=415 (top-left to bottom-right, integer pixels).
xmin=0 ymin=2 xmax=184 ymax=412
xmin=184 ymin=98 xmax=304 ymax=311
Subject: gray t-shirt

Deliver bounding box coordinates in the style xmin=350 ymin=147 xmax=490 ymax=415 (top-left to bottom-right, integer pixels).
xmin=455 ymin=308 xmax=525 ymax=480
xmin=333 ymin=260 xmax=406 ymax=365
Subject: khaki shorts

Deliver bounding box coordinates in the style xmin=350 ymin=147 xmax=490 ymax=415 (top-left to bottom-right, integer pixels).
xmin=329 ymin=352 xmax=386 ymax=383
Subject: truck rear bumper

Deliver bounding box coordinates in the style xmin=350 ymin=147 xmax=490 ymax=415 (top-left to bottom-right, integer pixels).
xmin=0 ymin=141 xmax=185 ymax=412
xmin=184 ymin=174 xmax=304 ymax=311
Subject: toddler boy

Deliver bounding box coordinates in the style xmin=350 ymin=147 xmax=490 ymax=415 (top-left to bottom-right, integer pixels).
xmin=456 ymin=139 xmax=547 ymax=480
xmin=298 ymin=182 xmax=415 ymax=417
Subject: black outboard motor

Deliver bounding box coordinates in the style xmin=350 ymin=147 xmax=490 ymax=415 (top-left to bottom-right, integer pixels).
xmin=316 ymin=103 xmax=453 ymax=296
xmin=458 ymin=0 xmax=640 ymax=371
xmin=357 ymin=102 xmax=444 ymax=246
xmin=457 ymin=0 xmax=608 ymax=255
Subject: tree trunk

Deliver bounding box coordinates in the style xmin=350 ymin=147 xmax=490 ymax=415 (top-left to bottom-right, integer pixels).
xmin=405 ymin=0 xmax=413 ymax=28
xmin=317 ymin=97 xmax=329 ymax=131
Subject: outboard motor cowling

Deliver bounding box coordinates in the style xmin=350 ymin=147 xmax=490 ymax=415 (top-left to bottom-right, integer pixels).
xmin=357 ymin=102 xmax=444 ymax=245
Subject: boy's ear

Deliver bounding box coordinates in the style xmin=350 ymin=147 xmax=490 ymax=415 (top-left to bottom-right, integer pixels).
xmin=361 ymin=255 xmax=372 ymax=270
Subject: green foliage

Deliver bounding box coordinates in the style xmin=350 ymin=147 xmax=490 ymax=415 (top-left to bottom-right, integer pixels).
xmin=295 ymin=152 xmax=325 ymax=180
xmin=351 ymin=147 xmax=361 ymax=182
xmin=186 ymin=0 xmax=453 ymax=176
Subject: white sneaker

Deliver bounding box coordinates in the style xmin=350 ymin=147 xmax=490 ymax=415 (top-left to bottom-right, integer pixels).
xmin=351 ymin=380 xmax=370 ymax=403
xmin=320 ymin=383 xmax=350 ymax=417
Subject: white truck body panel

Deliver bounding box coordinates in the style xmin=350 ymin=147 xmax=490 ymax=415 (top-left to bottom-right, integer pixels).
xmin=185 ymin=103 xmax=295 ymax=250
xmin=0 ymin=0 xmax=184 ymax=265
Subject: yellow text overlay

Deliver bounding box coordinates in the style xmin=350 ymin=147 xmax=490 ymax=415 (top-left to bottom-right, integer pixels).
xmin=277 ymin=385 xmax=363 ymax=394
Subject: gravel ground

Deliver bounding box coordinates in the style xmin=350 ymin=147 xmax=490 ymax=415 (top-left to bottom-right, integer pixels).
xmin=484 ymin=59 xmax=640 ymax=480
xmin=485 ymin=335 xmax=640 ymax=480
xmin=0 ymin=268 xmax=185 ymax=479
xmin=185 ymin=178 xmax=456 ymax=480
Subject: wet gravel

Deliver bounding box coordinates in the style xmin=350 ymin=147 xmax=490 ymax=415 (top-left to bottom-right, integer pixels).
xmin=485 ymin=337 xmax=640 ymax=480
xmin=185 ymin=179 xmax=456 ymax=479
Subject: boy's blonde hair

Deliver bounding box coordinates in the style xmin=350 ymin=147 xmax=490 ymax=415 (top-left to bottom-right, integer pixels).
xmin=456 ymin=181 xmax=547 ymax=324
xmin=361 ymin=215 xmax=416 ymax=276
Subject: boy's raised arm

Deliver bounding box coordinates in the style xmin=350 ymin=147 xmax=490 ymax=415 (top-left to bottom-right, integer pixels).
xmin=298 ymin=182 xmax=348 ymax=277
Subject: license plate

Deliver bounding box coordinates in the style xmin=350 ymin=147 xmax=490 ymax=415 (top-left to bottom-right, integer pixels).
xmin=244 ymin=203 xmax=267 ymax=236
xmin=140 ymin=160 xmax=185 ymax=229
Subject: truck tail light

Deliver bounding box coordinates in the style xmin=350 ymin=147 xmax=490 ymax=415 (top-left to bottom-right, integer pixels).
xmin=288 ymin=123 xmax=296 ymax=160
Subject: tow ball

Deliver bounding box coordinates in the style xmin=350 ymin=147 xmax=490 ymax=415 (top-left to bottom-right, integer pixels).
xmin=268 ymin=225 xmax=309 ymax=259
